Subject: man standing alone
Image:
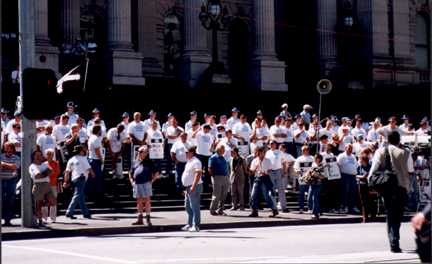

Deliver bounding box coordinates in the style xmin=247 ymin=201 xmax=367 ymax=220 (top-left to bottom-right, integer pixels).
xmin=369 ymin=131 xmax=410 ymax=253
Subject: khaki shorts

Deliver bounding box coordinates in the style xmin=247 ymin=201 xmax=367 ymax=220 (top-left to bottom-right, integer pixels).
xmin=50 ymin=186 xmax=58 ymax=199
xmin=32 ymin=182 xmax=54 ymax=201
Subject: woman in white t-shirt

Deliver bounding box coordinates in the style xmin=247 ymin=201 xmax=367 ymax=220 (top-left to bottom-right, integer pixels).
xmin=29 ymin=150 xmax=54 ymax=226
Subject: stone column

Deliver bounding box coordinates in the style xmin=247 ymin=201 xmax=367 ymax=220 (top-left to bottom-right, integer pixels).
xmin=35 ymin=0 xmax=59 ymax=71
xmin=317 ymin=0 xmax=338 ymax=75
xmin=61 ymin=0 xmax=81 ymax=44
xmin=106 ymin=0 xmax=145 ymax=86
xmin=137 ymin=0 xmax=162 ymax=76
xmin=181 ymin=0 xmax=211 ymax=88
xmin=249 ymin=0 xmax=287 ymax=91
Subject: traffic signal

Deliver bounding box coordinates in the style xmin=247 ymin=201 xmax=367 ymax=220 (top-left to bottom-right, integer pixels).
xmin=21 ymin=68 xmax=63 ymax=120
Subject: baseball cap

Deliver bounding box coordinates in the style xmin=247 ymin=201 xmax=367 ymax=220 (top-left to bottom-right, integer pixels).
xmin=231 ymin=107 xmax=240 ymax=113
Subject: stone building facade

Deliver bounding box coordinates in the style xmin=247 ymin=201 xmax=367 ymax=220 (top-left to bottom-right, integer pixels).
xmin=1 ymin=0 xmax=431 ymax=116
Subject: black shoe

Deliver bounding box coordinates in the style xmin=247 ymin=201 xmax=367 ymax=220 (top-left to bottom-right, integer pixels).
xmin=210 ymin=211 xmax=218 ymax=216
xmin=282 ymin=208 xmax=290 ymax=213
xmin=66 ymin=214 xmax=77 ymax=220
xmin=145 ymin=215 xmax=152 ymax=227
xmin=248 ymin=211 xmax=259 ymax=217
xmin=269 ymin=209 xmax=279 ymax=218
xmin=391 ymin=247 xmax=402 ymax=253
xmin=83 ymin=215 xmax=92 ymax=219
xmin=2 ymin=221 xmax=13 ymax=227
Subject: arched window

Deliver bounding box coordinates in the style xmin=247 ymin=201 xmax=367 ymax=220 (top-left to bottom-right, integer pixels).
xmin=416 ymin=14 xmax=430 ymax=69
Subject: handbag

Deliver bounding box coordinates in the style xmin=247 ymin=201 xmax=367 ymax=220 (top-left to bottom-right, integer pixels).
xmin=368 ymin=146 xmax=398 ymax=193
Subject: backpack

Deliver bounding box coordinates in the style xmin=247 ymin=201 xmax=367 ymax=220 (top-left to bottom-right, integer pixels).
xmin=368 ymin=146 xmax=398 ymax=193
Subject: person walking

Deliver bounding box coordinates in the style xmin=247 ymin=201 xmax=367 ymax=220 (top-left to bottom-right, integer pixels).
xmin=129 ymin=145 xmax=160 ymax=226
xmin=63 ymin=145 xmax=94 ymax=219
xmin=181 ymin=146 xmax=203 ymax=232
xmin=368 ymin=131 xmax=411 ymax=253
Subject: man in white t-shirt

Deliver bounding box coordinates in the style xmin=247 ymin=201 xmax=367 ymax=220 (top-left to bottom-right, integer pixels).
xmin=249 ymin=146 xmax=279 ymax=217
xmin=53 ymin=115 xmax=71 ymax=145
xmin=293 ymin=122 xmax=309 ymax=157
xmin=227 ymin=107 xmax=240 ymax=131
xmin=181 ymin=146 xmax=203 ymax=232
xmin=367 ymin=118 xmax=382 ymax=143
xmin=171 ymin=132 xmax=190 ymax=192
xmin=185 ymin=111 xmax=198 ymax=133
xmin=188 ymin=121 xmax=201 ymax=146
xmin=107 ymin=124 xmax=128 ymax=178
xmin=294 ymin=145 xmax=314 ymax=213
xmin=218 ymin=129 xmax=238 ymax=162
xmin=8 ymin=123 xmax=23 ymax=154
xmin=87 ymin=125 xmax=104 ymax=205
xmin=128 ymin=112 xmax=146 ymax=145
xmin=270 ymin=116 xmax=288 ymax=146
xmin=279 ymin=144 xmax=296 ymax=191
xmin=120 ymin=112 xmax=130 ymax=132
xmin=87 ymin=108 xmax=107 ymax=136
xmin=250 ymin=118 xmax=269 ymax=153
xmin=5 ymin=111 xmax=22 ymax=136
xmin=351 ymin=118 xmax=367 ymax=140
xmin=233 ymin=114 xmax=252 ymax=157
xmin=337 ymin=144 xmax=360 ymax=214
xmin=165 ymin=117 xmax=184 ymax=175
xmin=266 ymin=141 xmax=288 ymax=212
xmin=416 ymin=117 xmax=431 ymax=136
xmin=64 ymin=101 xmax=79 ymax=126
xmin=63 ymin=145 xmax=93 ymax=219
xmin=37 ymin=124 xmax=57 ymax=159
xmin=143 ymin=110 xmax=161 ymax=133
xmin=377 ymin=116 xmax=404 ymax=143
xmin=195 ymin=125 xmax=215 ymax=190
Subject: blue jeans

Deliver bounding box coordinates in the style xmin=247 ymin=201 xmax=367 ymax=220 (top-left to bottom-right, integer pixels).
xmin=2 ymin=177 xmax=17 ymax=222
xmin=175 ymin=162 xmax=186 ymax=192
xmin=310 ymin=184 xmax=322 ymax=216
xmin=86 ymin=159 xmax=103 ymax=198
xmin=185 ymin=184 xmax=202 ymax=227
xmin=341 ymin=173 xmax=358 ymax=210
xmin=298 ymin=184 xmax=312 ymax=211
xmin=269 ymin=169 xmax=286 ymax=210
xmin=250 ymin=176 xmax=276 ymax=210
xmin=66 ymin=177 xmax=90 ymax=217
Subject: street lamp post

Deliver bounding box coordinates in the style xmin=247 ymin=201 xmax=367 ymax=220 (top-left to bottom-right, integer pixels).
xmin=199 ymin=0 xmax=230 ymax=73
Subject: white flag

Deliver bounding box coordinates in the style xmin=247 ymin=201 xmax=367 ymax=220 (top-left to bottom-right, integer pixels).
xmin=56 ymin=65 xmax=81 ymax=94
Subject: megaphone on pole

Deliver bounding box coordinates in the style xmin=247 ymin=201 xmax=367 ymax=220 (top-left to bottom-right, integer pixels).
xmin=316 ymin=79 xmax=333 ymax=95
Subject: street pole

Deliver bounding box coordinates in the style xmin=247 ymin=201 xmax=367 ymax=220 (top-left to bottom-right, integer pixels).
xmin=1 ymin=0 xmax=4 ymax=260
xmin=19 ymin=0 xmax=36 ymax=228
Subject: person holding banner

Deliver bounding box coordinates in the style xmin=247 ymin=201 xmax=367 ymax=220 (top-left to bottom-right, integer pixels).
xmin=146 ymin=121 xmax=165 ymax=173
xmin=321 ymin=144 xmax=342 ymax=213
xmin=294 ymin=145 xmax=314 ymax=213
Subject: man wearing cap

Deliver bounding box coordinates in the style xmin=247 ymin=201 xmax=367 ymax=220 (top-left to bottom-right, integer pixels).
xmin=120 ymin=112 xmax=130 ymax=131
xmin=63 ymin=145 xmax=94 ymax=219
xmin=87 ymin=108 xmax=107 ymax=136
xmin=280 ymin=103 xmax=291 ymax=119
xmin=128 ymin=112 xmax=146 ymax=145
xmin=416 ymin=117 xmax=430 ymax=136
xmin=399 ymin=115 xmax=410 ymax=135
xmin=233 ymin=114 xmax=252 ymax=158
xmin=65 ymin=102 xmax=79 ymax=126
xmin=37 ymin=124 xmax=57 ymax=159
xmin=300 ymin=104 xmax=313 ymax=128
xmin=107 ymin=124 xmax=128 ymax=179
xmin=143 ymin=110 xmax=161 ymax=133
xmin=266 ymin=141 xmax=288 ymax=212
xmin=185 ymin=111 xmax=198 ymax=133
xmin=227 ymin=107 xmax=240 ymax=131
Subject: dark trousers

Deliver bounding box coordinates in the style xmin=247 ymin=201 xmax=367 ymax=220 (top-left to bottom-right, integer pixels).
xmin=2 ymin=177 xmax=17 ymax=222
xmin=326 ymin=179 xmax=341 ymax=210
xmin=341 ymin=173 xmax=358 ymax=210
xmin=250 ymin=176 xmax=276 ymax=210
xmin=358 ymin=183 xmax=377 ymax=221
xmin=86 ymin=159 xmax=103 ymax=202
xmin=383 ymin=187 xmax=407 ymax=249
xmin=175 ymin=162 xmax=186 ymax=192
xmin=197 ymin=154 xmax=211 ymax=190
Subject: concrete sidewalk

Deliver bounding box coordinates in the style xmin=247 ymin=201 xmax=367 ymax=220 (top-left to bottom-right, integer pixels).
xmin=2 ymin=209 xmax=409 ymax=241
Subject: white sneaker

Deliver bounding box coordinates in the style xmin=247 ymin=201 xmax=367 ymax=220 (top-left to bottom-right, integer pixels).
xmin=188 ymin=226 xmax=200 ymax=232
xmin=181 ymin=225 xmax=190 ymax=231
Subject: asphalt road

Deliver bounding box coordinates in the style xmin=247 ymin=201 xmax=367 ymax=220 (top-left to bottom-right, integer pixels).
xmin=2 ymin=223 xmax=420 ymax=263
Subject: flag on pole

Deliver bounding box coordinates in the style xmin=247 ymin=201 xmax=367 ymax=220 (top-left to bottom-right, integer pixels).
xmin=56 ymin=65 xmax=81 ymax=94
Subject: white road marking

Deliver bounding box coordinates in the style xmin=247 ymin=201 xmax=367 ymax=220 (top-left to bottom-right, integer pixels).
xmin=3 ymin=245 xmax=137 ymax=264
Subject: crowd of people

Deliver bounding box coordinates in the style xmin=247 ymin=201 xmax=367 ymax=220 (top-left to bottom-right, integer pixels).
xmin=0 ymin=102 xmax=430 ymax=241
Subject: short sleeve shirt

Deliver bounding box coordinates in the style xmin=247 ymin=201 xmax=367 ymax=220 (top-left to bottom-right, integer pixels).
xmin=182 ymin=157 xmax=203 ymax=186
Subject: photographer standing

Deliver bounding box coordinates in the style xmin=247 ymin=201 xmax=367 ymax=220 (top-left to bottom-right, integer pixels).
xmin=368 ymin=131 xmax=410 ymax=253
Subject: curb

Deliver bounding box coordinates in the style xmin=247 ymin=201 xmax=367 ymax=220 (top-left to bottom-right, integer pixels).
xmin=3 ymin=215 xmax=408 ymax=241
